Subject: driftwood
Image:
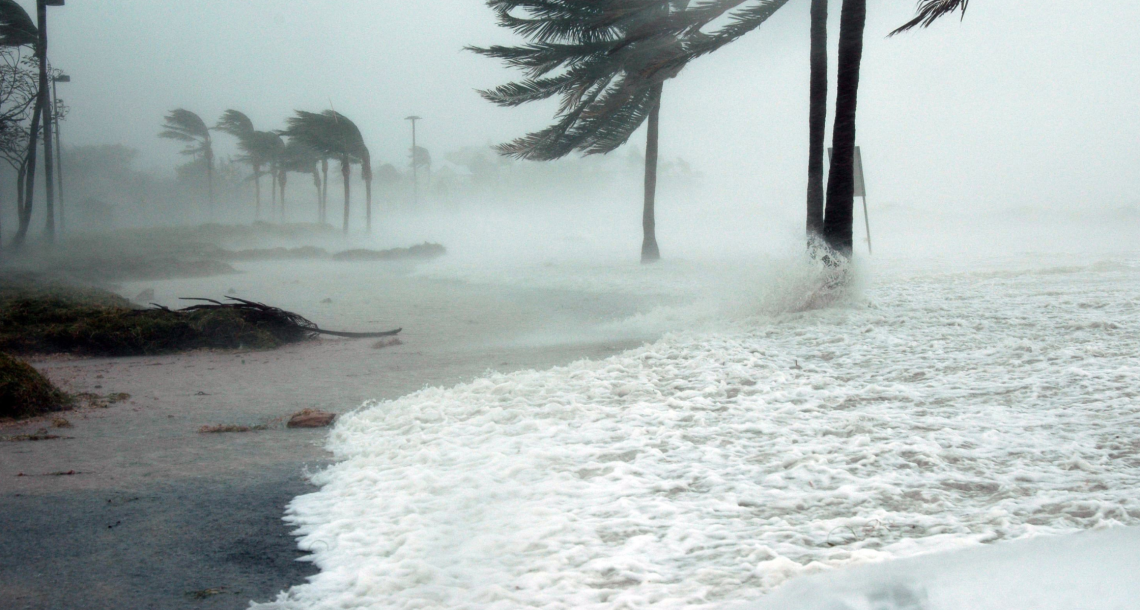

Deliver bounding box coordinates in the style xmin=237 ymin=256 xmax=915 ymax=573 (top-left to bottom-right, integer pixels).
xmin=166 ymin=297 xmax=402 ymax=339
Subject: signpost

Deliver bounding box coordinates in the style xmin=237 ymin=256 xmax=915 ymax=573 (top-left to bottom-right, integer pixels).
xmin=828 ymin=146 xmax=873 ymax=254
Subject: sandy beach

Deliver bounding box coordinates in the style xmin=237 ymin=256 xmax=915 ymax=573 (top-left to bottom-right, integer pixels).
xmin=0 ymin=260 xmax=654 ymax=609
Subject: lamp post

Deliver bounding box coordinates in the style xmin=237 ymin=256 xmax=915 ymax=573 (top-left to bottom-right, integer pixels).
xmin=405 ymin=115 xmax=421 ymax=207
xmin=38 ymin=0 xmax=64 ymax=241
xmin=52 ymin=73 xmax=69 ymax=233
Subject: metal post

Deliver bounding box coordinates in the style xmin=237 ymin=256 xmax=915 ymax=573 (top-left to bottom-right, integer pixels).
xmin=52 ymin=74 xmax=68 ymax=233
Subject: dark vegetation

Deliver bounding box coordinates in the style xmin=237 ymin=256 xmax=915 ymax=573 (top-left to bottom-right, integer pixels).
xmin=0 ymin=350 xmax=70 ymax=419
xmin=0 ymin=279 xmax=315 ymax=356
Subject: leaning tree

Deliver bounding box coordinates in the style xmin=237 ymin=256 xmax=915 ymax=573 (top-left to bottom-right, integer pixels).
xmin=472 ymin=0 xmax=791 ymax=264
xmin=215 ymin=109 xmax=282 ymax=221
xmin=159 ymin=109 xmax=215 ymax=213
xmin=285 ymin=110 xmax=370 ymax=234
xmin=0 ymin=0 xmax=37 ymax=248
xmin=277 ymin=137 xmax=322 ymax=222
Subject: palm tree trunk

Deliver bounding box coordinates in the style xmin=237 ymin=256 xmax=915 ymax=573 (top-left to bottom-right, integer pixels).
xmin=253 ymin=164 xmax=262 ymax=222
xmin=321 ymin=158 xmax=329 ymax=225
xmin=822 ymin=0 xmax=867 ymax=258
xmin=641 ymin=83 xmax=663 ymax=264
xmin=271 ymin=163 xmax=278 ymax=222
xmin=313 ymin=169 xmax=322 ymax=222
xmin=14 ymin=101 xmax=43 ymax=248
xmin=363 ymin=160 xmax=373 ymax=235
xmin=205 ymin=139 xmax=215 ymax=218
xmin=806 ymin=0 xmax=828 ymax=241
xmin=341 ymin=157 xmax=351 ymax=234
xmin=280 ymin=171 xmax=288 ymax=222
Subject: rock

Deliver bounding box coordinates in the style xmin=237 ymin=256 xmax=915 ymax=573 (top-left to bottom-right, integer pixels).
xmin=287 ymin=409 xmax=336 ymax=429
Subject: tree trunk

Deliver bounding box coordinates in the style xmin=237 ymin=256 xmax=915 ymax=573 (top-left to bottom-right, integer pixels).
xmin=205 ymin=138 xmax=214 ymax=218
xmin=341 ymin=158 xmax=351 ymax=234
xmin=641 ymin=83 xmax=663 ymax=264
xmin=270 ymin=163 xmax=278 ymax=222
xmin=312 ymin=169 xmax=322 ymax=222
xmin=806 ymin=0 xmax=828 ymax=241
xmin=14 ymin=101 xmax=43 ymax=248
xmin=321 ymin=158 xmax=329 ymax=225
xmin=253 ymin=164 xmax=262 ymax=222
xmin=822 ymin=0 xmax=867 ymax=258
xmin=279 ymin=171 xmax=288 ymax=222
xmin=363 ymin=159 xmax=373 ymax=235
xmin=37 ymin=0 xmax=55 ymax=243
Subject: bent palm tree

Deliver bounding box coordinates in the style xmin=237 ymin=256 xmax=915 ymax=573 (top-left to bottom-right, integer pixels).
xmin=820 ymin=0 xmax=866 ymax=258
xmin=215 ymin=109 xmax=269 ymax=220
xmin=472 ymin=0 xmax=790 ymax=263
xmin=278 ymin=138 xmax=321 ymax=222
xmin=159 ymin=109 xmax=214 ymax=212
xmin=285 ymin=110 xmax=367 ymax=234
xmin=1 ymin=0 xmax=37 ymax=248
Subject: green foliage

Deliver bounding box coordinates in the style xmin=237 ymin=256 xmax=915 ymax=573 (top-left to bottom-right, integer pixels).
xmin=0 ymin=0 xmax=36 ymax=48
xmin=159 ymin=108 xmax=213 ymax=162
xmin=284 ymin=110 xmax=368 ymax=166
xmin=0 ymin=282 xmax=311 ymax=357
xmin=471 ymin=0 xmax=791 ymax=160
xmin=0 ymin=352 xmax=70 ymax=420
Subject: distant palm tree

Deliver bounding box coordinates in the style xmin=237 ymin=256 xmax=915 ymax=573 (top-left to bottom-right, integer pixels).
xmin=215 ymin=109 xmax=269 ymax=220
xmin=285 ymin=110 xmax=368 ymax=234
xmin=0 ymin=0 xmax=37 ymax=48
xmin=891 ymin=0 xmax=968 ymax=35
xmin=277 ymin=138 xmax=322 ymax=222
xmin=159 ymin=109 xmax=214 ymax=213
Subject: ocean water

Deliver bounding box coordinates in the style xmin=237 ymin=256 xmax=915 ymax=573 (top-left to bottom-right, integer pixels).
xmin=253 ymin=243 xmax=1140 ymax=609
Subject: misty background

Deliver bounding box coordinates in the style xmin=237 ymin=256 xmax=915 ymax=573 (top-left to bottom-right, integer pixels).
xmin=3 ymin=0 xmax=1138 ymax=257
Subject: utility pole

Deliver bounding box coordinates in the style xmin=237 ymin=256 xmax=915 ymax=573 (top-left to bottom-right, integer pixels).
xmin=38 ymin=0 xmax=64 ymax=242
xmin=405 ymin=115 xmax=421 ymax=207
xmin=52 ymin=73 xmax=69 ymax=233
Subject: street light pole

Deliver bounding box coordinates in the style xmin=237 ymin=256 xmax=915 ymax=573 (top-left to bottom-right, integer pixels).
xmin=38 ymin=0 xmax=64 ymax=242
xmin=405 ymin=115 xmax=421 ymax=207
xmin=52 ymin=73 xmax=69 ymax=233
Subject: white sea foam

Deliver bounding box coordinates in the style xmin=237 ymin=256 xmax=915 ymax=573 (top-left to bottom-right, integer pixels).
xmin=255 ymin=256 xmax=1140 ymax=609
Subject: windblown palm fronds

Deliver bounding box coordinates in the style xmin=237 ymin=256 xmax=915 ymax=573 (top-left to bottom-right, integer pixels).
xmin=215 ymin=109 xmax=255 ymax=138
xmin=284 ymin=110 xmax=370 ymax=233
xmin=890 ymin=0 xmax=969 ymax=36
xmin=159 ymin=108 xmax=215 ymax=209
xmin=0 ymin=0 xmax=36 ymax=48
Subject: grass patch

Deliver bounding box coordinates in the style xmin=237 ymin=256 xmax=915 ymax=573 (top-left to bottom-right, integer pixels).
xmin=0 ymin=352 xmax=72 ymax=419
xmin=0 ymin=279 xmax=314 ymax=357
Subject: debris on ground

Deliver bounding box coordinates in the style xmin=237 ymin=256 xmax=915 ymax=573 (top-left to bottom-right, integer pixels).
xmin=372 ymin=337 xmax=403 ymax=349
xmin=287 ymin=409 xmax=337 ymax=429
xmin=197 ymin=424 xmax=264 ymax=434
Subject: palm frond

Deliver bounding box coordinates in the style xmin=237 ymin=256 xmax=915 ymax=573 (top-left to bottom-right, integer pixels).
xmin=215 ymin=109 xmax=255 ymax=137
xmin=890 ymin=0 xmax=969 ymax=36
xmin=0 ymin=0 xmax=36 ymax=48
xmin=159 ymin=109 xmax=210 ymax=141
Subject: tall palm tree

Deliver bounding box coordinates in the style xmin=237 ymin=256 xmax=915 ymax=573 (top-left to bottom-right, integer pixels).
xmin=159 ymin=109 xmax=214 ymax=213
xmin=806 ymin=0 xmax=827 ymax=242
xmin=285 ymin=110 xmax=367 ymax=234
xmin=473 ymin=0 xmax=790 ymax=264
xmin=277 ymin=138 xmax=321 ymax=222
xmin=215 ymin=109 xmax=268 ymax=220
xmin=820 ymin=0 xmax=866 ymax=258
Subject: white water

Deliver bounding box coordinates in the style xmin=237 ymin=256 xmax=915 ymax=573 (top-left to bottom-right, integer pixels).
xmin=255 ymin=244 xmax=1140 ymax=609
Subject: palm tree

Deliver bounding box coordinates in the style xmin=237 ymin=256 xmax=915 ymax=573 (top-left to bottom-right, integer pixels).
xmin=215 ymin=109 xmax=269 ymax=220
xmin=285 ymin=110 xmax=368 ymax=234
xmin=819 ymin=0 xmax=866 ymax=258
xmin=277 ymin=138 xmax=322 ymax=222
xmin=806 ymin=0 xmax=827 ymax=242
xmin=472 ymin=0 xmax=791 ymax=264
xmin=159 ymin=109 xmax=214 ymax=213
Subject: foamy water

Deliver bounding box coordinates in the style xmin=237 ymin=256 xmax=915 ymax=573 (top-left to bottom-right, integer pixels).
xmin=254 ymin=251 xmax=1140 ymax=610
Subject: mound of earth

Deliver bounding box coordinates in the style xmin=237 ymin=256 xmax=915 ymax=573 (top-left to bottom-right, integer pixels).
xmin=0 ymin=352 xmax=71 ymax=420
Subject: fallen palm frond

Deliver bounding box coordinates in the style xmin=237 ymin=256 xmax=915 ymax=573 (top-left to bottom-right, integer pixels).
xmin=173 ymin=297 xmax=402 ymax=339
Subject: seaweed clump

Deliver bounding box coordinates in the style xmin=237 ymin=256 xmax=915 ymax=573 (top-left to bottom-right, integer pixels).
xmin=0 ymin=352 xmax=71 ymax=419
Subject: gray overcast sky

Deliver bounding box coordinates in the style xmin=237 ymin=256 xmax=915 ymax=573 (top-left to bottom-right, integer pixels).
xmin=30 ymin=0 xmax=1140 ymax=212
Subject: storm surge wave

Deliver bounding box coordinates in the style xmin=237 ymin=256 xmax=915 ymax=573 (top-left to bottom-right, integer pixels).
xmin=256 ymin=257 xmax=1140 ymax=609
